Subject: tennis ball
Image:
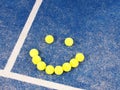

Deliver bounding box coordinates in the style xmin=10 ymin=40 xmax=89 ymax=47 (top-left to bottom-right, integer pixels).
xmin=37 ymin=61 xmax=46 ymax=71
xmin=64 ymin=37 xmax=74 ymax=47
xmin=55 ymin=66 xmax=63 ymax=75
xmin=32 ymin=56 xmax=41 ymax=65
xmin=75 ymin=53 xmax=85 ymax=62
xmin=70 ymin=58 xmax=79 ymax=68
xmin=62 ymin=62 xmax=71 ymax=72
xmin=29 ymin=48 xmax=39 ymax=57
xmin=45 ymin=65 xmax=55 ymax=75
xmin=45 ymin=35 xmax=54 ymax=44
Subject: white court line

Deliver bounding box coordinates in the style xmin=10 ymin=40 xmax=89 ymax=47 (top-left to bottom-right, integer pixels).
xmin=4 ymin=0 xmax=43 ymax=72
xmin=0 ymin=70 xmax=83 ymax=90
xmin=2 ymin=0 xmax=84 ymax=90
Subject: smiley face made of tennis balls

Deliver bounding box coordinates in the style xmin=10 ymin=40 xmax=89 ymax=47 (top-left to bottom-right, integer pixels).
xmin=29 ymin=35 xmax=85 ymax=75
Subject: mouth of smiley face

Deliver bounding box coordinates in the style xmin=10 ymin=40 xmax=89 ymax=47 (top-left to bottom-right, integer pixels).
xmin=29 ymin=35 xmax=85 ymax=75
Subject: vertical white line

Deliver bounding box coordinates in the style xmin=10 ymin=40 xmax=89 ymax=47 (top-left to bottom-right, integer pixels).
xmin=4 ymin=0 xmax=43 ymax=72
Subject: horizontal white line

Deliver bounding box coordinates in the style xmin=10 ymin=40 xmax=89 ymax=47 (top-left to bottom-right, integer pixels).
xmin=4 ymin=0 xmax=43 ymax=72
xmin=0 ymin=70 xmax=83 ymax=90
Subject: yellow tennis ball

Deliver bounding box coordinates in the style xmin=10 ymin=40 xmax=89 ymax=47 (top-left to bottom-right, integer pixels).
xmin=45 ymin=65 xmax=55 ymax=75
xmin=75 ymin=53 xmax=85 ymax=62
xmin=64 ymin=37 xmax=74 ymax=47
xmin=45 ymin=35 xmax=54 ymax=44
xmin=29 ymin=49 xmax=39 ymax=57
xmin=32 ymin=56 xmax=41 ymax=65
xmin=37 ymin=61 xmax=46 ymax=71
xmin=55 ymin=66 xmax=63 ymax=75
xmin=62 ymin=62 xmax=71 ymax=72
xmin=70 ymin=58 xmax=79 ymax=68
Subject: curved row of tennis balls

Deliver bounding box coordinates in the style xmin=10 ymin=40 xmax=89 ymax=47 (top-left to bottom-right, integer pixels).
xmin=29 ymin=49 xmax=85 ymax=75
xmin=45 ymin=35 xmax=74 ymax=47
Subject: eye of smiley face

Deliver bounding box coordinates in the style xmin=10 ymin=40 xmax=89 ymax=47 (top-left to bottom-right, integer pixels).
xmin=29 ymin=34 xmax=85 ymax=75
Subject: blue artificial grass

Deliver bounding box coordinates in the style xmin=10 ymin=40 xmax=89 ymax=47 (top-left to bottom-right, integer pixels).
xmin=0 ymin=0 xmax=35 ymax=69
xmin=1 ymin=0 xmax=120 ymax=89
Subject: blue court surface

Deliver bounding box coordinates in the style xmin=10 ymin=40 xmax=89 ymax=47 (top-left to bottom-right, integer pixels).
xmin=0 ymin=0 xmax=35 ymax=69
xmin=0 ymin=0 xmax=120 ymax=90
xmin=0 ymin=77 xmax=54 ymax=90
